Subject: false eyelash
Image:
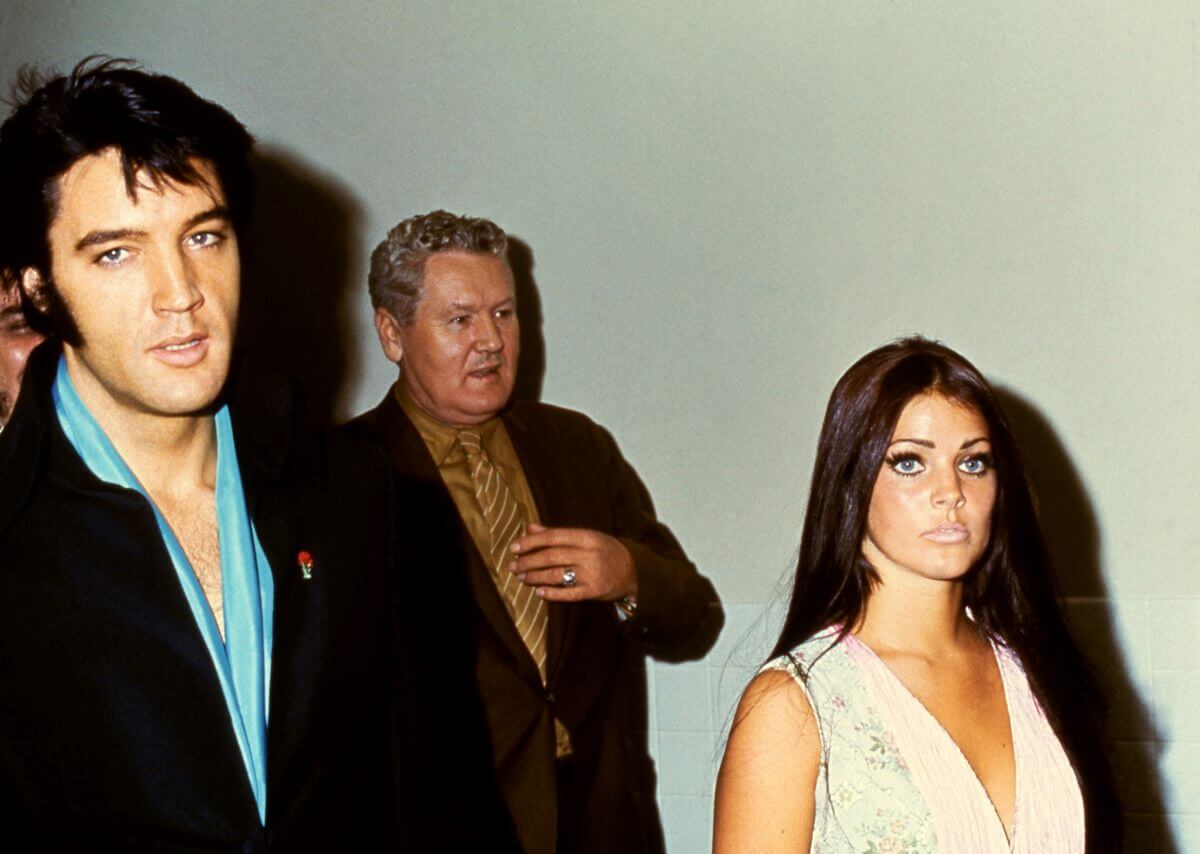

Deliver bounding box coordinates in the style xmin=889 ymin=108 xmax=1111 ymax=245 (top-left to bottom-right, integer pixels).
xmin=884 ymin=453 xmax=923 ymax=477
xmin=960 ymin=452 xmax=996 ymax=476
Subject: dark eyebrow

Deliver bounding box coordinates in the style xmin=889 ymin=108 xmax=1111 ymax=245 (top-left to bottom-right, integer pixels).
xmin=889 ymin=438 xmax=934 ymax=449
xmin=75 ymin=228 xmax=145 ymax=252
xmin=74 ymin=206 xmax=232 ymax=252
xmin=182 ymin=206 xmax=231 ymax=233
xmin=888 ymin=436 xmax=990 ymax=450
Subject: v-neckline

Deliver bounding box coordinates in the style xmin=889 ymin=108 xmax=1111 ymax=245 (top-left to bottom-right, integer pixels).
xmin=844 ymin=632 xmax=1019 ymax=851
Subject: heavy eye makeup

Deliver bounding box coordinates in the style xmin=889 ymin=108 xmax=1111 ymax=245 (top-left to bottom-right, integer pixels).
xmin=883 ymin=450 xmax=995 ymax=478
xmin=884 ymin=452 xmax=925 ymax=477
xmin=957 ymin=452 xmax=994 ymax=477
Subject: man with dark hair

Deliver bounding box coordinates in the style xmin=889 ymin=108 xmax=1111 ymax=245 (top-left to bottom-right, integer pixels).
xmin=0 ymin=269 xmax=43 ymax=431
xmin=346 ymin=210 xmax=719 ymax=854
xmin=0 ymin=58 xmax=399 ymax=849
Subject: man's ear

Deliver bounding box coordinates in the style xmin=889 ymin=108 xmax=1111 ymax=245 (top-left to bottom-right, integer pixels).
xmin=19 ymin=268 xmax=51 ymax=313
xmin=374 ymin=307 xmax=406 ymax=365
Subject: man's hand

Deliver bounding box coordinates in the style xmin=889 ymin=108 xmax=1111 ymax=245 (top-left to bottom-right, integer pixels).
xmin=509 ymin=523 xmax=638 ymax=603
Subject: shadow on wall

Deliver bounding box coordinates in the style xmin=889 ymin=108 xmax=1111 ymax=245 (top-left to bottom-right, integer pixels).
xmin=997 ymin=387 xmax=1175 ymax=853
xmin=507 ymin=235 xmax=723 ymax=851
xmin=508 ymin=234 xmax=725 ymax=657
xmin=507 ymin=236 xmax=546 ymax=403
xmin=237 ymin=146 xmax=363 ymax=427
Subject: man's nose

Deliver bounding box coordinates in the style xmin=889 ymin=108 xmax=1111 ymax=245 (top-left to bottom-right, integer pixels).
xmin=475 ymin=316 xmax=503 ymax=353
xmin=152 ymin=250 xmax=204 ymax=314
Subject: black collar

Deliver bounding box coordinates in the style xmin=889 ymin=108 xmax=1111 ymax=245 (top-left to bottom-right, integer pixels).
xmin=0 ymin=342 xmax=295 ymax=533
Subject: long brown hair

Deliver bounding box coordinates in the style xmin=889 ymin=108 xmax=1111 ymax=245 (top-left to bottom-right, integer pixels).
xmin=771 ymin=336 xmax=1121 ymax=850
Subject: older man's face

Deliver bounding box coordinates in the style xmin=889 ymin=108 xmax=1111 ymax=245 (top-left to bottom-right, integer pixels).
xmin=394 ymin=251 xmax=519 ymax=428
xmin=0 ymin=284 xmax=44 ymax=426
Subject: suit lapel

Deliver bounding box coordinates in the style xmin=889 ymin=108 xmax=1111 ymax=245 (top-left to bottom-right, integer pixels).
xmin=227 ymin=360 xmax=301 ymax=625
xmin=225 ymin=362 xmax=314 ymax=809
xmin=371 ymin=393 xmax=544 ymax=687
xmin=501 ymin=405 xmax=581 ymax=690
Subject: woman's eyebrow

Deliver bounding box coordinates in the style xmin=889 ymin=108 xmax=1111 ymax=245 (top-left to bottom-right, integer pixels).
xmin=886 ymin=436 xmax=989 ymax=449
xmin=888 ymin=437 xmax=933 ymax=448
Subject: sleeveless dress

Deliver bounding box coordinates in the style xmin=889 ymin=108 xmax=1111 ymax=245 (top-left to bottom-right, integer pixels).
xmin=762 ymin=628 xmax=1084 ymax=853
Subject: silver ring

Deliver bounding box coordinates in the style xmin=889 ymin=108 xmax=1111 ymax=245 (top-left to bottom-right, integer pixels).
xmin=561 ymin=568 xmax=577 ymax=587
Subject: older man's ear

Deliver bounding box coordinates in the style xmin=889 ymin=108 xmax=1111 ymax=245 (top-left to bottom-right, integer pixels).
xmin=374 ymin=306 xmax=406 ymax=365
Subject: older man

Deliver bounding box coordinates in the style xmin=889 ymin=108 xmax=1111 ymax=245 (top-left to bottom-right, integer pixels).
xmin=0 ymin=270 xmax=43 ymax=430
xmin=0 ymin=59 xmax=405 ymax=849
xmin=345 ymin=210 xmax=718 ymax=854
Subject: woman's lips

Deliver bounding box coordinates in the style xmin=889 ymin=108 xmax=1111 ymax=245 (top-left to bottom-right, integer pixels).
xmin=921 ymin=523 xmax=970 ymax=544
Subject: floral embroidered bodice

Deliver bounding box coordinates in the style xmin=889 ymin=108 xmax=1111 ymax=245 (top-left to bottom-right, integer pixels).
xmin=762 ymin=628 xmax=1084 ymax=853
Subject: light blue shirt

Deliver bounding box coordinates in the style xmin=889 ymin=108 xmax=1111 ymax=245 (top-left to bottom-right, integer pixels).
xmin=53 ymin=356 xmax=274 ymax=823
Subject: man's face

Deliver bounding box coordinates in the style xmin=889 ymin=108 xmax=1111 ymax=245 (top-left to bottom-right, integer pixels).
xmin=389 ymin=251 xmax=519 ymax=427
xmin=0 ymin=284 xmax=44 ymax=426
xmin=35 ymin=147 xmax=239 ymax=422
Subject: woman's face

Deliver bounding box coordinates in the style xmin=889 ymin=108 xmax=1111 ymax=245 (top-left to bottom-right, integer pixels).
xmin=862 ymin=392 xmax=997 ymax=586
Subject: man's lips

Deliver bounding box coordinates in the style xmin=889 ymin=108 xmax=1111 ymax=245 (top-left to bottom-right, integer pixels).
xmin=921 ymin=523 xmax=970 ymax=544
xmin=150 ymin=334 xmax=209 ymax=367
xmin=467 ymin=362 xmax=503 ymax=379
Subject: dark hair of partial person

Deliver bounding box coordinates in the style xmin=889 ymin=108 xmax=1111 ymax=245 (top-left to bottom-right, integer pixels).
xmin=769 ymin=336 xmax=1121 ymax=851
xmin=368 ymin=209 xmax=508 ymax=325
xmin=0 ymin=55 xmax=255 ymax=344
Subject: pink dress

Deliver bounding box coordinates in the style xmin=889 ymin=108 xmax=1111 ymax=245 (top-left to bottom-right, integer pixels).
xmin=763 ymin=628 xmax=1085 ymax=853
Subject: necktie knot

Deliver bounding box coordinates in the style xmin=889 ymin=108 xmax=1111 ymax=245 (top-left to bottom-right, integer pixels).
xmin=457 ymin=430 xmax=484 ymax=459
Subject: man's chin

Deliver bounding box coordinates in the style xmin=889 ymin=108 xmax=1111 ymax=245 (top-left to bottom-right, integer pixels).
xmin=0 ymin=390 xmax=11 ymax=426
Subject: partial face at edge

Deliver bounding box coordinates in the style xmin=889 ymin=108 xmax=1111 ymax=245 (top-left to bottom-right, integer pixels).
xmin=0 ymin=285 xmax=44 ymax=426
xmin=861 ymin=392 xmax=997 ymax=587
xmin=33 ymin=147 xmax=239 ymax=422
xmin=380 ymin=251 xmax=518 ymax=428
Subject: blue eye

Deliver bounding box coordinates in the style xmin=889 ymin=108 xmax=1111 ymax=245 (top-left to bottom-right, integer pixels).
xmin=959 ymin=455 xmax=993 ymax=476
xmin=187 ymin=230 xmax=224 ymax=248
xmin=97 ymin=247 xmax=130 ymax=265
xmin=886 ymin=454 xmax=924 ymax=477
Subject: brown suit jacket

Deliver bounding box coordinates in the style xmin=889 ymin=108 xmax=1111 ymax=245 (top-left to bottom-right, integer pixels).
xmin=343 ymin=390 xmax=718 ymax=854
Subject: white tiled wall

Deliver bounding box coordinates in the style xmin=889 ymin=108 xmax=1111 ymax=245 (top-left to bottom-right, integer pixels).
xmin=648 ymin=598 xmax=1200 ymax=853
xmin=648 ymin=602 xmax=783 ymax=854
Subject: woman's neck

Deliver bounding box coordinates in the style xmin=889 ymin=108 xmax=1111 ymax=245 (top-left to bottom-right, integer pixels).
xmin=852 ymin=573 xmax=979 ymax=659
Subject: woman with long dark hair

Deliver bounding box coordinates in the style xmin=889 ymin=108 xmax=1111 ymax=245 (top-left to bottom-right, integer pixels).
xmin=714 ymin=337 xmax=1120 ymax=853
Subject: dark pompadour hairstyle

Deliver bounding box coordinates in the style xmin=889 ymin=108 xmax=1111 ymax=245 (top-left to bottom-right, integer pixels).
xmin=0 ymin=56 xmax=254 ymax=341
xmin=769 ymin=336 xmax=1122 ymax=851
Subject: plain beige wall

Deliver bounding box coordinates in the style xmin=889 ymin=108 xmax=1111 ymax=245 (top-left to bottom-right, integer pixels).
xmin=3 ymin=1 xmax=1197 ymax=849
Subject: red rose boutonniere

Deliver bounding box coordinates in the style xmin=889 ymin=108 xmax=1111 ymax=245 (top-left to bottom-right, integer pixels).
xmin=297 ymin=551 xmax=314 ymax=580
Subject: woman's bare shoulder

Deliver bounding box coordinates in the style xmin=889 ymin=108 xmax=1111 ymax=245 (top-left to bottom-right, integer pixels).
xmin=714 ymin=669 xmax=820 ymax=853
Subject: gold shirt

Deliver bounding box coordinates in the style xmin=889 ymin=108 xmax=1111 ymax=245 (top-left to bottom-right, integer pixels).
xmin=395 ymin=381 xmax=572 ymax=757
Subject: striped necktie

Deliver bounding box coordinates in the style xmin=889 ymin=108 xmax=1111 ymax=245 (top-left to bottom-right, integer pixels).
xmin=458 ymin=429 xmax=548 ymax=679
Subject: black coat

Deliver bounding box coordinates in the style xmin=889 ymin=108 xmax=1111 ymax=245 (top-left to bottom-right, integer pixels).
xmin=344 ymin=389 xmax=720 ymax=854
xmin=0 ymin=345 xmax=398 ymax=852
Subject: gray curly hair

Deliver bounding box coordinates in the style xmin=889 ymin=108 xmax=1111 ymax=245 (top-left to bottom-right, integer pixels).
xmin=368 ymin=210 xmax=508 ymax=325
